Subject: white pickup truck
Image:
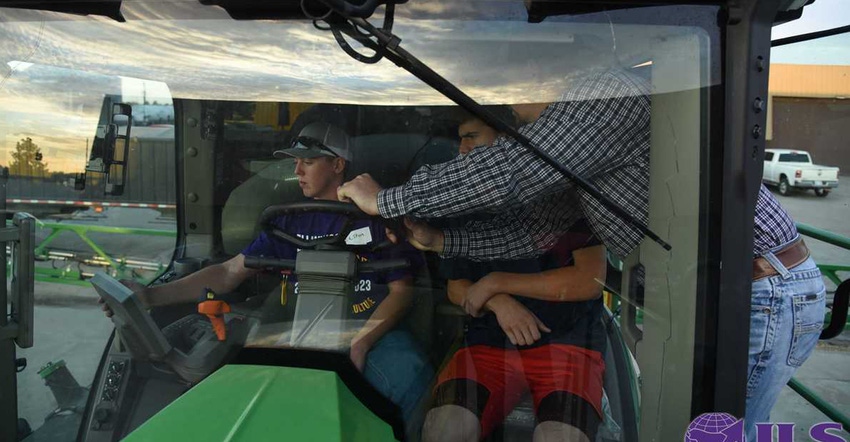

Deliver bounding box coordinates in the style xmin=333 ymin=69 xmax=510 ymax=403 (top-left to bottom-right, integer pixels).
xmin=762 ymin=149 xmax=840 ymax=197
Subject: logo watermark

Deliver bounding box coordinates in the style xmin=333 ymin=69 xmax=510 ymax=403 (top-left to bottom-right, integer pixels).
xmin=685 ymin=413 xmax=745 ymax=442
xmin=685 ymin=413 xmax=847 ymax=442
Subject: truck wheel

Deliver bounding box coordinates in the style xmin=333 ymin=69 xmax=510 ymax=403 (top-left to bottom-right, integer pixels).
xmin=778 ymin=177 xmax=790 ymax=196
xmin=815 ymin=189 xmax=829 ymax=197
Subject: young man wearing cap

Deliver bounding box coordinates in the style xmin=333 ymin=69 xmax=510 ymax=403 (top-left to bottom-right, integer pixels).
xmin=102 ymin=122 xmax=432 ymax=423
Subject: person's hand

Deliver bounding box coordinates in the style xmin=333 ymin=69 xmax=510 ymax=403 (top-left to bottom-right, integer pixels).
xmin=337 ymin=174 xmax=382 ymax=216
xmin=99 ymin=279 xmax=148 ymax=318
xmin=97 ymin=297 xmax=115 ymax=318
xmin=349 ymin=340 xmax=369 ymax=373
xmin=462 ymin=273 xmax=501 ymax=317
xmin=385 ymin=217 xmax=444 ymax=253
xmin=489 ymin=295 xmax=552 ymax=346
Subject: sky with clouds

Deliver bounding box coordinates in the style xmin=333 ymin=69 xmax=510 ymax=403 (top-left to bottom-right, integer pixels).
xmin=771 ymin=0 xmax=850 ymax=65
xmin=0 ymin=1 xmax=846 ymax=173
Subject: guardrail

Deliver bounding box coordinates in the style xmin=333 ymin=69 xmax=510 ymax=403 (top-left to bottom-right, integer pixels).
xmin=6 ymin=220 xmax=175 ymax=286
xmin=797 ymin=222 xmax=850 ymax=285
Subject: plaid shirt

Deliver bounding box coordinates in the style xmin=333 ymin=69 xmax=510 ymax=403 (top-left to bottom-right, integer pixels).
xmin=378 ymin=68 xmax=797 ymax=259
xmin=754 ymin=184 xmax=798 ymax=256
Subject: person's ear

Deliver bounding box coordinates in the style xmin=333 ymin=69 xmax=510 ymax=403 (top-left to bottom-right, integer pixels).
xmin=333 ymin=157 xmax=346 ymax=175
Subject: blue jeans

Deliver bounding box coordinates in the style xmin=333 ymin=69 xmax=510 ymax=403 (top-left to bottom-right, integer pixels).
xmin=745 ymin=252 xmax=826 ymax=441
xmin=363 ymin=329 xmax=433 ymax=423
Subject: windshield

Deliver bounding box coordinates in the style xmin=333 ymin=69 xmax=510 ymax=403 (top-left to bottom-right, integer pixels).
xmin=778 ymin=152 xmax=811 ymax=162
xmin=4 ymin=2 xmax=726 ymax=441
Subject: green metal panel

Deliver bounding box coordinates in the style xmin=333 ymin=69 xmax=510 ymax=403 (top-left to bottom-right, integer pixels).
xmin=124 ymin=364 xmax=396 ymax=442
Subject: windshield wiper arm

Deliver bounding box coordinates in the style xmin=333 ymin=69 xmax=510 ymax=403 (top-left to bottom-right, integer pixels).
xmin=315 ymin=0 xmax=672 ymax=252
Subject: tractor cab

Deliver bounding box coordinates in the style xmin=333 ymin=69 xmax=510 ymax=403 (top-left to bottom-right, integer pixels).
xmin=2 ymin=1 xmax=841 ymax=441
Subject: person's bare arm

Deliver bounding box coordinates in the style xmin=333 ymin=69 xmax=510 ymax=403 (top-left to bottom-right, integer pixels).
xmin=446 ymin=279 xmax=472 ymax=306
xmin=143 ymin=254 xmax=259 ymax=307
xmin=462 ymin=246 xmax=606 ymax=316
xmin=101 ymin=254 xmax=259 ymax=317
xmin=349 ymin=277 xmax=413 ymax=371
xmin=447 ymin=279 xmax=550 ymax=346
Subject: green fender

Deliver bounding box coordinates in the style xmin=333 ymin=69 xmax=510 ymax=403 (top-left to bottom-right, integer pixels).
xmin=125 ymin=365 xmax=397 ymax=441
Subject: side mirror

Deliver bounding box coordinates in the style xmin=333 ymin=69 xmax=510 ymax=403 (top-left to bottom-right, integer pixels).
xmin=72 ymin=172 xmax=85 ymax=191
xmin=85 ymin=100 xmax=132 ymax=196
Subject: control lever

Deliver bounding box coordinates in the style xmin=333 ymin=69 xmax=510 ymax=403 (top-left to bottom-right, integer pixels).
xmin=197 ymin=288 xmax=231 ymax=341
xmin=359 ymin=258 xmax=409 ymax=273
xmin=243 ymin=256 xmax=296 ymax=271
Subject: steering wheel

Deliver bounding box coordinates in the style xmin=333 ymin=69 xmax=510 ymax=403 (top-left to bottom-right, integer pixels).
xmin=243 ymin=201 xmax=407 ymax=273
xmin=259 ymin=200 xmax=371 ymax=250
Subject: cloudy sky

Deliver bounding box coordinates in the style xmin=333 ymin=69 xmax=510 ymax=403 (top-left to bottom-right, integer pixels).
xmin=771 ymin=0 xmax=850 ymax=65
xmin=0 ymin=1 xmax=846 ymax=172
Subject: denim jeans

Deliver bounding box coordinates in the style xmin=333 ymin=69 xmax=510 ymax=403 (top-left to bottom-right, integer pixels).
xmin=363 ymin=329 xmax=434 ymax=423
xmin=745 ymin=251 xmax=826 ymax=441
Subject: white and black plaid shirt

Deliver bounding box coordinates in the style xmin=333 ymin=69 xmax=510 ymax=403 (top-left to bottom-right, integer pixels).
xmin=378 ymin=68 xmax=797 ymax=260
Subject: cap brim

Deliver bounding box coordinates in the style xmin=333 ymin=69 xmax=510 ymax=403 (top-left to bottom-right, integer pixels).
xmin=273 ymin=148 xmax=334 ymax=159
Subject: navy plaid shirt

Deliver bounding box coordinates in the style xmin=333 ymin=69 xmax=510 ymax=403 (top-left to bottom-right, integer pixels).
xmin=378 ymin=68 xmax=797 ymax=259
xmin=754 ymin=184 xmax=798 ymax=255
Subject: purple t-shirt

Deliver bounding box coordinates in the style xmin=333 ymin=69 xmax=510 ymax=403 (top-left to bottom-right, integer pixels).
xmin=242 ymin=212 xmax=420 ymax=319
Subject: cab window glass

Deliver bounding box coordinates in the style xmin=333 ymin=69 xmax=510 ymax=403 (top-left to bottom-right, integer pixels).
xmin=1 ymin=58 xmax=176 ymax=436
xmin=1 ymin=2 xmax=725 ymax=441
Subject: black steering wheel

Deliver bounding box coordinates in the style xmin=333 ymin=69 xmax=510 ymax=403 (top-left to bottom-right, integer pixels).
xmin=243 ymin=201 xmax=407 ymax=273
xmin=259 ymin=200 xmax=371 ymax=250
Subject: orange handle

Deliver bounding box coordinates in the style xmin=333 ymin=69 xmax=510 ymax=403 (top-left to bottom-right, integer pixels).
xmin=206 ymin=315 xmax=227 ymax=341
xmin=198 ymin=300 xmax=231 ymax=341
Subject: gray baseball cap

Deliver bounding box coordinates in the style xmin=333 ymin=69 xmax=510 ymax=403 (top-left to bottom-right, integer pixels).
xmin=274 ymin=122 xmax=351 ymax=161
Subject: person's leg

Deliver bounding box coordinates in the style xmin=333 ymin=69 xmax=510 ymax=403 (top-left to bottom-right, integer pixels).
xmin=422 ymin=345 xmax=526 ymax=441
xmin=522 ymin=344 xmax=606 ymax=442
xmin=423 ymin=404 xmax=480 ymax=442
xmin=361 ymin=329 xmax=433 ymax=423
xmin=745 ymin=256 xmax=826 ymax=441
xmin=533 ymin=420 xmax=593 ymax=442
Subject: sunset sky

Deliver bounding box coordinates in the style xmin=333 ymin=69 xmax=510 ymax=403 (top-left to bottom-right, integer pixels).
xmin=1 ymin=1 xmax=846 ymax=173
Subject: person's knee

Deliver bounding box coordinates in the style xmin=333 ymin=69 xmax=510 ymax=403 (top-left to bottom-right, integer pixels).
xmin=533 ymin=421 xmax=592 ymax=442
xmin=422 ymin=405 xmax=480 ymax=442
xmin=536 ymin=391 xmax=601 ymax=441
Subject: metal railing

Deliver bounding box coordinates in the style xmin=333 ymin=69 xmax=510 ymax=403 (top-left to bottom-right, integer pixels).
xmin=6 ymin=220 xmax=175 ymax=286
xmin=797 ymin=222 xmax=850 ymax=288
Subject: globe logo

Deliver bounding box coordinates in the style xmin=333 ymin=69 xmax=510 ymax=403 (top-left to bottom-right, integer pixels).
xmin=684 ymin=412 xmax=745 ymax=442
